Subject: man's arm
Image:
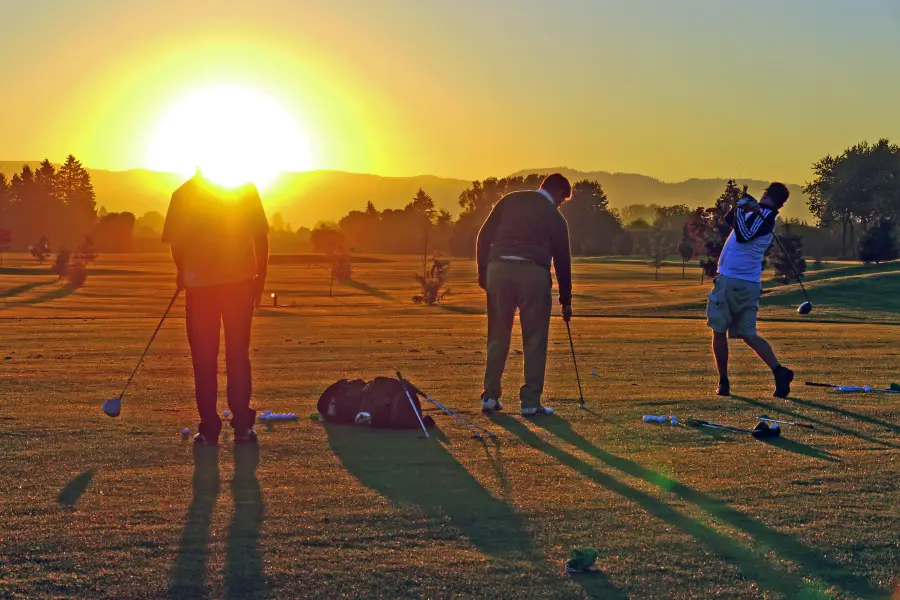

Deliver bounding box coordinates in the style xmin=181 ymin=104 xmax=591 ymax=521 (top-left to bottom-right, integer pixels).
xmin=475 ymin=198 xmax=506 ymax=289
xmin=550 ymin=215 xmax=573 ymax=311
xmin=171 ymin=245 xmax=186 ymax=289
xmin=247 ymin=184 xmax=270 ymax=306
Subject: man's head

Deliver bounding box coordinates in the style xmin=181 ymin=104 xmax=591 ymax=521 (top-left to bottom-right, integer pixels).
xmin=540 ymin=173 xmax=572 ymax=206
xmin=761 ymin=182 xmax=790 ymax=209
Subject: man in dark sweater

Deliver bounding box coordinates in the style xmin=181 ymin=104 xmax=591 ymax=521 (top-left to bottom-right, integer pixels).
xmin=476 ymin=173 xmax=573 ymax=416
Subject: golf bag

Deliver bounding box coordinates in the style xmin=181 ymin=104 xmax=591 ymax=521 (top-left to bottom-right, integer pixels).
xmin=317 ymin=377 xmax=435 ymax=430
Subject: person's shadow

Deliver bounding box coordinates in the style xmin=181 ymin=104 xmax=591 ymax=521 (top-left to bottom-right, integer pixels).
xmin=226 ymin=444 xmax=266 ymax=600
xmin=326 ymin=423 xmax=627 ymax=599
xmin=169 ymin=445 xmax=220 ymax=598
xmin=169 ymin=445 xmax=266 ymax=599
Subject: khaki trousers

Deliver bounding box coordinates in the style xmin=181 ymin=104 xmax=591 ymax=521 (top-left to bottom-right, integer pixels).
xmin=482 ymin=259 xmax=552 ymax=408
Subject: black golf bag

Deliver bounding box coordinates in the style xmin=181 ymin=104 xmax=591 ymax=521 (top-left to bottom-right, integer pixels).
xmin=317 ymin=377 xmax=434 ymax=430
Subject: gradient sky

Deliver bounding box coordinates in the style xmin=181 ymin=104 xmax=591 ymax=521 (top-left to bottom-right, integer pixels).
xmin=2 ymin=0 xmax=898 ymax=184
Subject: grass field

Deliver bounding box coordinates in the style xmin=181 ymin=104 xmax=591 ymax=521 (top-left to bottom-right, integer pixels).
xmin=1 ymin=253 xmax=898 ymax=599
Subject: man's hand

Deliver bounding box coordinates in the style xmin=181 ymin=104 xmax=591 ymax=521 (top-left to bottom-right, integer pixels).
xmin=252 ymin=275 xmax=266 ymax=308
xmin=562 ymin=304 xmax=572 ymax=323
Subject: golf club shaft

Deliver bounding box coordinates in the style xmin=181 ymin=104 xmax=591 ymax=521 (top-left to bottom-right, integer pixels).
xmin=396 ymin=372 xmax=430 ymax=438
xmin=424 ymin=396 xmax=483 ymax=438
xmin=772 ymin=232 xmax=811 ymax=303
xmin=804 ymin=382 xmax=836 ymax=388
xmin=565 ymin=321 xmax=585 ymax=407
xmin=118 ymin=288 xmax=181 ymax=400
xmin=758 ymin=415 xmax=814 ymax=429
xmin=428 ymin=396 xmax=495 ymax=437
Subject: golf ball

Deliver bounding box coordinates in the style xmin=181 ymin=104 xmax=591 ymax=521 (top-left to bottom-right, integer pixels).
xmin=223 ymin=410 xmax=230 ymax=418
xmin=263 ymin=409 xmax=272 ymax=416
xmin=182 ymin=428 xmax=190 ymax=435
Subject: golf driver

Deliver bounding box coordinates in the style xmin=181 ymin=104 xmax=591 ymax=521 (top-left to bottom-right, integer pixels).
xmin=565 ymin=321 xmax=586 ymax=409
xmin=772 ymin=232 xmax=812 ymax=315
xmin=102 ymin=289 xmax=181 ymax=417
xmin=687 ymin=418 xmax=781 ymax=439
xmin=758 ymin=415 xmax=814 ymax=429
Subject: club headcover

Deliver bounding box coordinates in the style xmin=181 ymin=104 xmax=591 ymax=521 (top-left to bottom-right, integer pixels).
xmin=752 ymin=421 xmax=781 ymax=439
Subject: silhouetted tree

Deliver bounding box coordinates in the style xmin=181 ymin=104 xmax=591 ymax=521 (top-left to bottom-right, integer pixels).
xmin=648 ymin=224 xmax=666 ymax=280
xmin=805 ymin=139 xmax=900 ymax=258
xmin=560 ymin=180 xmax=624 ymax=255
xmin=31 ymin=235 xmax=50 ymax=264
xmin=409 ymin=188 xmax=436 ymax=278
xmin=677 ymin=223 xmax=696 ymax=279
xmin=859 ymin=220 xmax=898 ymax=264
xmin=52 ymin=247 xmax=71 ymax=279
xmin=94 ymin=212 xmax=135 ymax=252
xmin=0 ymin=229 xmax=10 ymax=266
xmin=311 ymin=225 xmax=351 ymax=295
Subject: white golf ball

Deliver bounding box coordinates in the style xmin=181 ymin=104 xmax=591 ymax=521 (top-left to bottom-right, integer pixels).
xmin=182 ymin=428 xmax=190 ymax=435
xmin=223 ymin=410 xmax=230 ymax=418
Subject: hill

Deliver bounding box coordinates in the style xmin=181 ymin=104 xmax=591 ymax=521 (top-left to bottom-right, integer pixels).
xmin=1 ymin=162 xmax=813 ymax=227
xmin=512 ymin=167 xmax=813 ymax=222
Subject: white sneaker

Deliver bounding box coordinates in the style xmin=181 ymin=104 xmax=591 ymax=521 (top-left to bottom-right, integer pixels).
xmin=521 ymin=406 xmax=554 ymax=416
xmin=481 ymin=398 xmax=503 ymax=413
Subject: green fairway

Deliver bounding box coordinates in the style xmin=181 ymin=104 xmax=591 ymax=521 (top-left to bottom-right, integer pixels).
xmin=0 ymin=254 xmax=898 ymax=599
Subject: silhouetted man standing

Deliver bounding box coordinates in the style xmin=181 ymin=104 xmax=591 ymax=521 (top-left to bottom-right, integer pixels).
xmin=162 ymin=172 xmax=269 ymax=445
xmin=476 ymin=173 xmax=573 ymax=416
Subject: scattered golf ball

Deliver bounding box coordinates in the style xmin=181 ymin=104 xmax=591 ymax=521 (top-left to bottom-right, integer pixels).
xmin=223 ymin=410 xmax=230 ymax=418
xmin=182 ymin=428 xmax=190 ymax=435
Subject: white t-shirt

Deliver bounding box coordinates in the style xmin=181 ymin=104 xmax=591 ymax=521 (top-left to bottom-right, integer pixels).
xmin=717 ymin=203 xmax=777 ymax=283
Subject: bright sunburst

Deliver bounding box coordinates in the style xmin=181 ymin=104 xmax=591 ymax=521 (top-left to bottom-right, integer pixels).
xmin=146 ymin=85 xmax=312 ymax=189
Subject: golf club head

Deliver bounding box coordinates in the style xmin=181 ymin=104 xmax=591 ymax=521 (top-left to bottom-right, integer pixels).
xmin=102 ymin=397 xmax=121 ymax=418
xmin=797 ymin=301 xmax=812 ymax=315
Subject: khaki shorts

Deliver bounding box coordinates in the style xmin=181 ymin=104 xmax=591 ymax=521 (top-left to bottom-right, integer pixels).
xmin=706 ymin=275 xmax=762 ymax=338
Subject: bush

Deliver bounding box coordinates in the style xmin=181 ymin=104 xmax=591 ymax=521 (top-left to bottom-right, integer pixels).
xmin=859 ymin=220 xmax=898 ymax=264
xmin=51 ymin=247 xmax=71 ymax=279
xmin=68 ymin=263 xmax=87 ymax=287
xmin=413 ymin=258 xmax=450 ymax=306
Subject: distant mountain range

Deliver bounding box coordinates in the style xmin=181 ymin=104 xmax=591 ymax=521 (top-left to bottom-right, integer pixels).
xmin=0 ymin=162 xmax=813 ymax=228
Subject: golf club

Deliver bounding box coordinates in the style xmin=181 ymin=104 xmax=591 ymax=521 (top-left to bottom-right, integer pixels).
xmin=772 ymin=232 xmax=813 ymax=315
xmin=565 ymin=321 xmax=586 ymax=409
xmin=395 ymin=371 xmax=430 ymax=438
xmin=758 ymin=415 xmax=814 ymax=429
xmin=804 ymin=381 xmax=836 ymax=388
xmin=102 ymin=289 xmax=181 ymax=418
xmin=805 ymin=381 xmax=900 ymax=394
xmin=407 ymin=382 xmax=496 ymax=439
xmin=687 ymin=418 xmax=781 ymax=439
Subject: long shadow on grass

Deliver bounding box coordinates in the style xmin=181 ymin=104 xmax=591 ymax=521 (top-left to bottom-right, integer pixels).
xmin=0 ymin=283 xmax=76 ymax=310
xmin=58 ymin=469 xmax=95 ymax=507
xmin=0 ymin=279 xmax=55 ymax=299
xmin=327 ymin=424 xmax=536 ymax=560
xmin=731 ymin=395 xmax=900 ymax=450
xmin=340 ymin=279 xmax=391 ymax=300
xmin=785 ymin=396 xmax=900 ymax=435
xmin=169 ymin=446 xmax=220 ymax=599
xmin=225 ymin=444 xmax=266 ymax=600
xmin=489 ymin=415 xmax=824 ymax=598
xmin=688 ymin=424 xmax=840 ymax=462
xmin=522 ymin=415 xmax=887 ymax=599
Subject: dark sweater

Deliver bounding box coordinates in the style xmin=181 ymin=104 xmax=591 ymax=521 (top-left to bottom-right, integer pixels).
xmin=476 ymin=190 xmax=573 ymax=306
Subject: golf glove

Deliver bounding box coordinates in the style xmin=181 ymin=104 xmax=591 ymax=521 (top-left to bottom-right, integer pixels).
xmin=562 ymin=305 xmax=572 ymax=323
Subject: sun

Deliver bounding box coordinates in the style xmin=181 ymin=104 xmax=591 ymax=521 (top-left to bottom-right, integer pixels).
xmin=146 ymin=85 xmax=313 ymax=189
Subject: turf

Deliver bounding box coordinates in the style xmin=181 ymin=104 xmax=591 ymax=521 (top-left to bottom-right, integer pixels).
xmin=0 ymin=253 xmax=898 ymax=599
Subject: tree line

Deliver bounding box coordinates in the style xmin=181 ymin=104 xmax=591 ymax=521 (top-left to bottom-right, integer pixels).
xmin=0 ymin=156 xmax=136 ymax=257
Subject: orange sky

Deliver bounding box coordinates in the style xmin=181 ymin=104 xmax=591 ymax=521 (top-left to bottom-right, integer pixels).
xmin=2 ymin=1 xmax=899 ymax=185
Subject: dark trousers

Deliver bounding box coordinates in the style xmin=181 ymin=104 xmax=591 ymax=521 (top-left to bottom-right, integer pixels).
xmin=482 ymin=259 xmax=552 ymax=408
xmin=185 ymin=279 xmax=257 ymax=437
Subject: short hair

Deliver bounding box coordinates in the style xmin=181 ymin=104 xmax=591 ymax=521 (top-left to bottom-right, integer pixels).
xmin=766 ymin=182 xmax=790 ymax=205
xmin=540 ymin=173 xmax=572 ymax=200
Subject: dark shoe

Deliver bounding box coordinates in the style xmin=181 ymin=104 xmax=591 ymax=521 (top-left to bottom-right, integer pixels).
xmin=234 ymin=428 xmax=258 ymax=445
xmin=716 ymin=379 xmax=731 ymax=396
xmin=481 ymin=397 xmax=503 ymax=413
xmin=193 ymin=432 xmax=219 ymax=446
xmin=774 ymin=367 xmax=794 ymax=398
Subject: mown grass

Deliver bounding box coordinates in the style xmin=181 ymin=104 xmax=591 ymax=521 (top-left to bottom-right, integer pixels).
xmin=0 ymin=253 xmax=898 ymax=599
